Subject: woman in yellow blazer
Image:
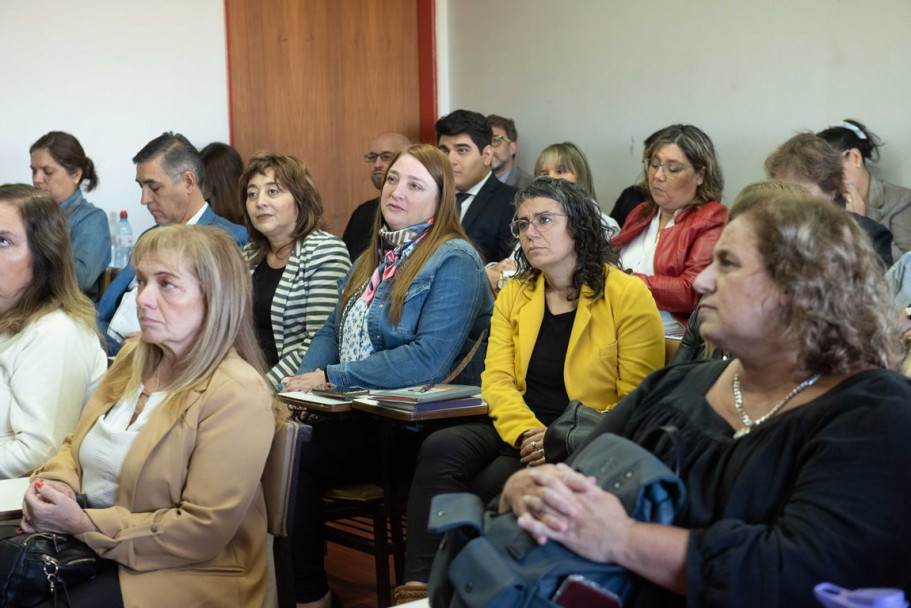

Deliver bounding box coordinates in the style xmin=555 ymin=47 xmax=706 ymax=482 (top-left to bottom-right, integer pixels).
xmin=397 ymin=178 xmax=664 ymax=598
xmin=20 ymin=225 xmax=278 ymax=608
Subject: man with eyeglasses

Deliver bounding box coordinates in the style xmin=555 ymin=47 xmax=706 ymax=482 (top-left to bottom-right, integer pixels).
xmin=488 ymin=114 xmax=533 ymax=189
xmin=436 ymin=109 xmax=517 ymax=269
xmin=341 ymin=131 xmax=409 ymax=259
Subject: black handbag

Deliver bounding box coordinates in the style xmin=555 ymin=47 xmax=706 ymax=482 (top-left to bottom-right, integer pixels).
xmin=0 ymin=524 xmax=98 ymax=608
xmin=427 ymin=427 xmax=685 ymax=608
xmin=544 ymin=399 xmax=604 ymax=463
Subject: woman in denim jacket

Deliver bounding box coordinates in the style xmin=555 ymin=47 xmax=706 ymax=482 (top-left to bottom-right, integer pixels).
xmin=282 ymin=143 xmax=493 ymax=608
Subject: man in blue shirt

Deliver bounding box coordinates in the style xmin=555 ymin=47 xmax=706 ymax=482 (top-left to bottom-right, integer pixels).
xmin=97 ymin=132 xmax=247 ymax=353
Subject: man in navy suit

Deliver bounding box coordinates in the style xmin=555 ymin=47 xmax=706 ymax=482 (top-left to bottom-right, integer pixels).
xmin=97 ymin=132 xmax=247 ymax=353
xmin=435 ymin=110 xmax=517 ymax=274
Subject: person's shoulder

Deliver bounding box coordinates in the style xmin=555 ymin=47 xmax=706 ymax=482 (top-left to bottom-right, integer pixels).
xmin=484 ymin=174 xmax=519 ymax=203
xmin=881 ymin=181 xmax=911 ymax=209
xmin=353 ymin=197 xmax=379 ymax=213
xmin=29 ymin=309 xmax=84 ymax=333
xmin=603 ymin=264 xmax=655 ymax=299
xmin=201 ymin=209 xmax=248 ymax=242
xmin=433 ymin=237 xmax=485 ymax=266
xmin=303 ymin=229 xmax=347 ymax=250
xmin=689 ymin=201 xmax=728 ymax=223
xmin=207 ymin=350 xmax=272 ymax=396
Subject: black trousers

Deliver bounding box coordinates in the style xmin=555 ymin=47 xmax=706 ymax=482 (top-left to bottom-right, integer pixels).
xmin=404 ymin=420 xmax=523 ymax=582
xmin=291 ymin=417 xmax=424 ymax=602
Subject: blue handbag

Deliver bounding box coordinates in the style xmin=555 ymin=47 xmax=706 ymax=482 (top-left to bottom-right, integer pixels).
xmin=427 ymin=427 xmax=686 ymax=607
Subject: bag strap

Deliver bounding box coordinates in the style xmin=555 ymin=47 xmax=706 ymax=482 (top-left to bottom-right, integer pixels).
xmin=441 ymin=329 xmax=488 ymax=385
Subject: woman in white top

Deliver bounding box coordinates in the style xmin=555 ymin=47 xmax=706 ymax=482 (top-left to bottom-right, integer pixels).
xmin=0 ymin=184 xmax=106 ymax=479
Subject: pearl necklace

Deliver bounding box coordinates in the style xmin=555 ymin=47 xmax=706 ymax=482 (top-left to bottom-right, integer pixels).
xmin=732 ymin=371 xmax=820 ymax=439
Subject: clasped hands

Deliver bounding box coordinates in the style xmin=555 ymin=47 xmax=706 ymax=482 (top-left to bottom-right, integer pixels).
xmin=20 ymin=479 xmax=95 ymax=536
xmin=498 ymin=462 xmax=634 ymax=564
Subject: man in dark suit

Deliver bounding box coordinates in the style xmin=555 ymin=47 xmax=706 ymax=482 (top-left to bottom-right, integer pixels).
xmin=97 ymin=132 xmax=247 ymax=354
xmin=435 ymin=110 xmax=517 ymax=273
xmin=341 ymin=131 xmax=409 ymax=260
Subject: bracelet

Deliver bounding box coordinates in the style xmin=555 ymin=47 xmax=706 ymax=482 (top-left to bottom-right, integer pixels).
xmin=485 ymin=262 xmax=499 ymax=270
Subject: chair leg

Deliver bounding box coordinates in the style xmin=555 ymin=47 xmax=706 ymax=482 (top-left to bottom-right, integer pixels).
xmin=390 ymin=509 xmax=405 ymax=586
xmin=373 ymin=504 xmax=392 ymax=607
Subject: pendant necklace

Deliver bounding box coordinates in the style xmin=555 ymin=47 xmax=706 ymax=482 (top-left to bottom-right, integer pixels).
xmin=732 ymin=371 xmax=820 ymax=439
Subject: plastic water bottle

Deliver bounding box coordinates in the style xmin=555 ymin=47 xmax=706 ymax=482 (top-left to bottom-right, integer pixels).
xmin=112 ymin=210 xmax=133 ymax=269
xmin=108 ymin=211 xmax=118 ymax=263
xmin=815 ymin=583 xmax=908 ymax=608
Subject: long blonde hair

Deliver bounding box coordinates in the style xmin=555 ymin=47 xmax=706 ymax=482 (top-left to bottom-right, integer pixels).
xmin=339 ymin=144 xmax=472 ymax=325
xmin=98 ymin=225 xmax=282 ymax=417
xmin=0 ymin=184 xmax=98 ymax=337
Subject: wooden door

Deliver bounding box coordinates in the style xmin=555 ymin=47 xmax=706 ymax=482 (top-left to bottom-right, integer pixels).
xmin=227 ymin=0 xmax=422 ymax=235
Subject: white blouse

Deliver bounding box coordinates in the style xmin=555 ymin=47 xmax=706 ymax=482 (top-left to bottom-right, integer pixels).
xmin=79 ymin=386 xmax=167 ymax=508
xmin=0 ymin=310 xmax=106 ymax=479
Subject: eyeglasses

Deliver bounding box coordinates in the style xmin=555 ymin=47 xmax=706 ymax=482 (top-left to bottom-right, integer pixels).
xmin=491 ymin=134 xmax=512 ymax=148
xmin=365 ymin=152 xmax=396 ymax=163
xmin=644 ymin=159 xmax=693 ymax=178
xmin=509 ymin=212 xmax=566 ymax=238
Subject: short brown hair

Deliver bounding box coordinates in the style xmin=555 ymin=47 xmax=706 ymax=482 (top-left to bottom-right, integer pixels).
xmin=764 ymin=133 xmax=843 ymax=199
xmin=240 ymin=153 xmax=325 ymax=264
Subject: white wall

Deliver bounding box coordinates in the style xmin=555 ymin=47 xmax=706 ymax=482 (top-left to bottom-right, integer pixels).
xmin=0 ymin=0 xmax=231 ymax=235
xmin=442 ymin=0 xmax=911 ymax=209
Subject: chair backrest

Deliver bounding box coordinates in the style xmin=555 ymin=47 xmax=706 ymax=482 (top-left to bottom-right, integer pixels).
xmin=262 ymin=418 xmax=312 ymax=537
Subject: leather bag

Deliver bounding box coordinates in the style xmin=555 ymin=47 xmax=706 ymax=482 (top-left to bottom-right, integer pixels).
xmin=543 ymin=399 xmax=604 ymax=463
xmin=0 ymin=524 xmax=98 ymax=608
xmin=427 ymin=427 xmax=685 ymax=608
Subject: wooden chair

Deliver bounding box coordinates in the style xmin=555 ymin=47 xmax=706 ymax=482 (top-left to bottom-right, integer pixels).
xmin=262 ymin=418 xmax=312 ymax=608
xmin=322 ymin=481 xmax=406 ymax=607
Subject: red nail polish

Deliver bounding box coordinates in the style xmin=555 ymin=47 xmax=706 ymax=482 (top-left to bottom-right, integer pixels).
xmin=15 ymin=529 xmax=23 ymax=535
xmin=35 ymin=481 xmax=43 ymax=488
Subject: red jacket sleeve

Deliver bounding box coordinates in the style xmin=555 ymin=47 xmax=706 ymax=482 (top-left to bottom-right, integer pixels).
xmin=637 ymin=203 xmax=727 ymax=315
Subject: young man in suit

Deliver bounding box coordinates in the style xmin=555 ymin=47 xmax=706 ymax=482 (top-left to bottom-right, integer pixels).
xmin=435 ymin=110 xmax=517 ymax=272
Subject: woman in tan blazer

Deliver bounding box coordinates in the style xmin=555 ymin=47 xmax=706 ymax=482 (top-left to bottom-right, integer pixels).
xmin=21 ymin=225 xmax=279 ymax=607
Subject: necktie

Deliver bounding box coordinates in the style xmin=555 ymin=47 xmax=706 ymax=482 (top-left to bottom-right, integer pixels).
xmin=455 ymin=192 xmax=470 ymax=214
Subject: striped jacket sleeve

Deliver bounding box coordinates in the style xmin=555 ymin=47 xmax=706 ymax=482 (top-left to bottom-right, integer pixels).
xmin=266 ymin=231 xmax=351 ymax=389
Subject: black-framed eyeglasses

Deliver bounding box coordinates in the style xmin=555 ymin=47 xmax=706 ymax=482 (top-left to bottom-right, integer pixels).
xmin=365 ymin=152 xmax=396 ymax=163
xmin=509 ymin=212 xmax=566 ymax=237
xmin=491 ymin=134 xmax=512 ymax=148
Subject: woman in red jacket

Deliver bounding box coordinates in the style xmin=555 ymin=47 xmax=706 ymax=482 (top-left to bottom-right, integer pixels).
xmin=612 ymin=124 xmax=727 ymax=333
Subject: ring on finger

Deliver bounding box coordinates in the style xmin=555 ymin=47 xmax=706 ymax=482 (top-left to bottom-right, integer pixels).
xmin=531 ymin=440 xmax=536 ymax=449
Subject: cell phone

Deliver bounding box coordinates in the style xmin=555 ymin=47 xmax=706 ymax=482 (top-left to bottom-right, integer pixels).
xmin=552 ymin=575 xmax=622 ymax=608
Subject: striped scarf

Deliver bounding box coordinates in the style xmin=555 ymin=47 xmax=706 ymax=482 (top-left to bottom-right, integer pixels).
xmin=362 ymin=218 xmax=434 ymax=303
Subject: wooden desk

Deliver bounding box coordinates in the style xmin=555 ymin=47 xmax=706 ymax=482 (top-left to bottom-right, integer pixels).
xmin=351 ymin=398 xmax=488 ymax=422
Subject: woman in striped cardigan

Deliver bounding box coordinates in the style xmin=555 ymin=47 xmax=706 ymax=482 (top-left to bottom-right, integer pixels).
xmin=241 ymin=153 xmax=351 ymax=390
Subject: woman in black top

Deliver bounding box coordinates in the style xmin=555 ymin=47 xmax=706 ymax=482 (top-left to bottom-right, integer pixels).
xmin=501 ymin=191 xmax=911 ymax=607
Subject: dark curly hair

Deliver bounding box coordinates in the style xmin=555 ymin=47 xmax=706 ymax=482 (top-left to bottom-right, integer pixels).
xmin=512 ymin=177 xmax=619 ymax=301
